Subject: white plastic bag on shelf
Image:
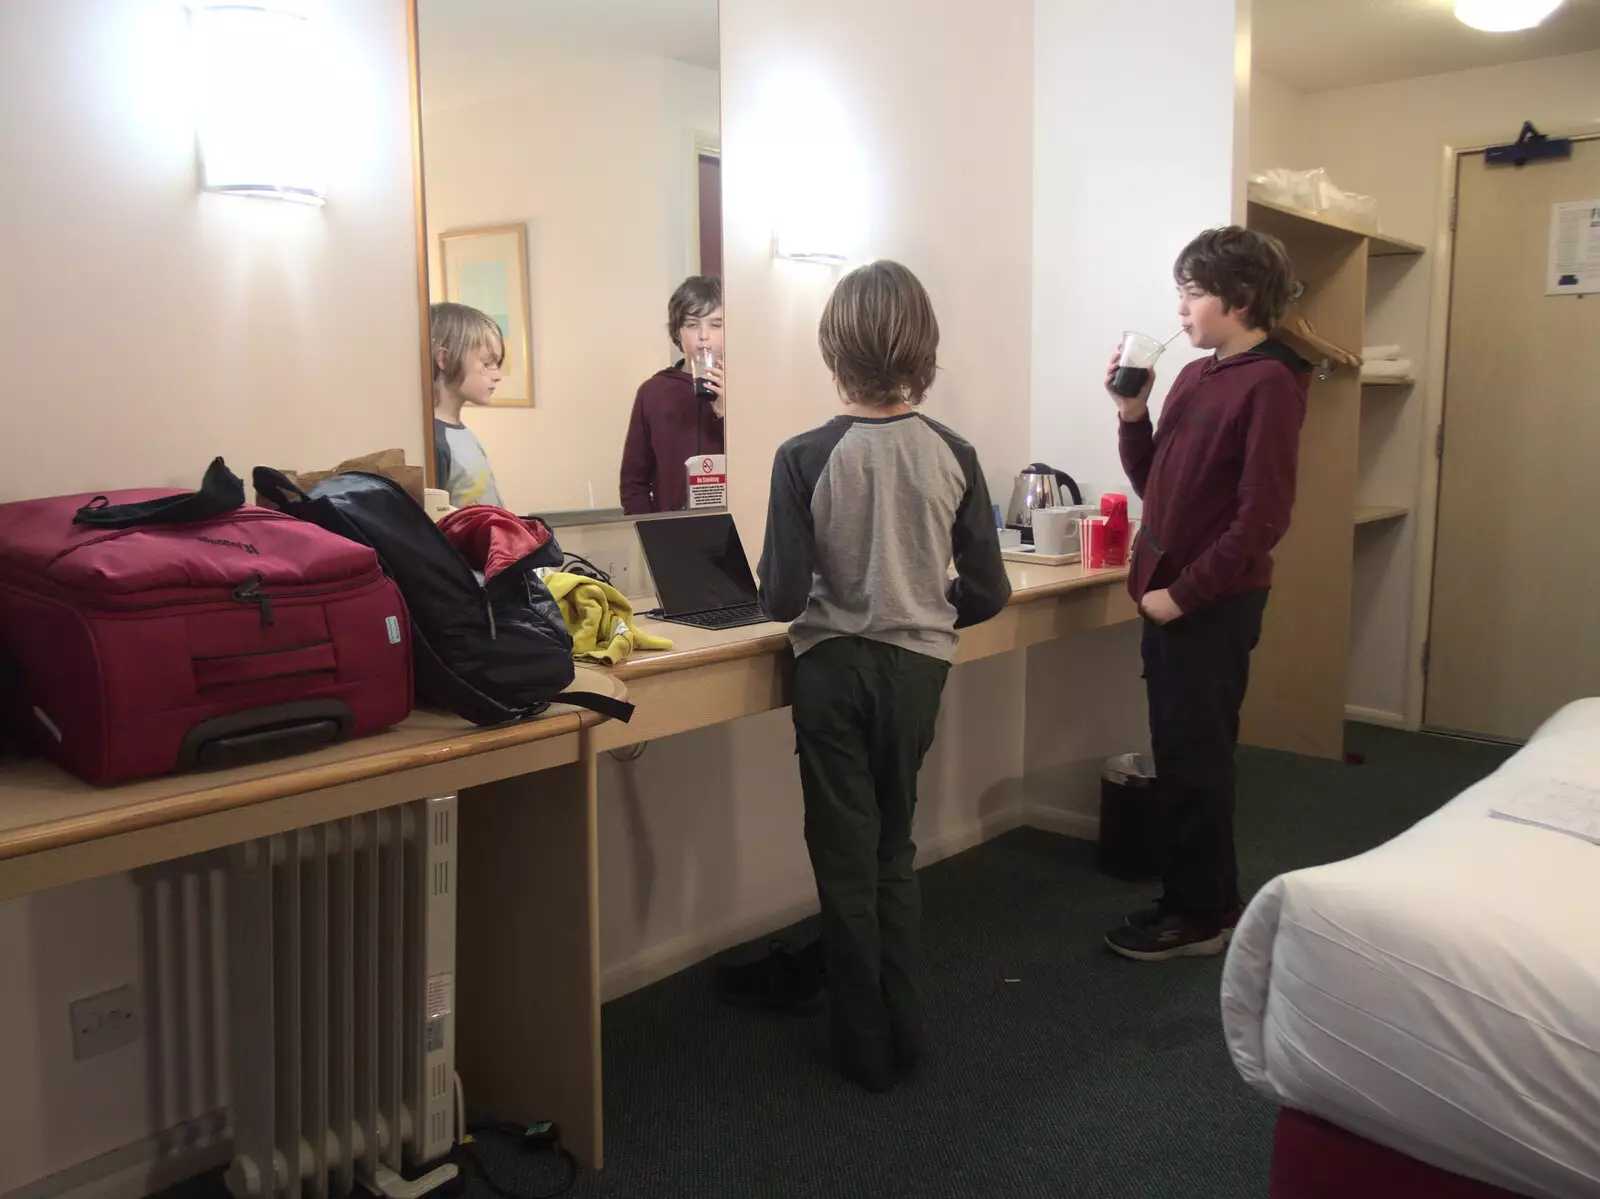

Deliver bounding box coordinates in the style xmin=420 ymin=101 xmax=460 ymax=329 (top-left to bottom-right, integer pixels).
xmin=1249 ymin=167 xmax=1380 ymax=233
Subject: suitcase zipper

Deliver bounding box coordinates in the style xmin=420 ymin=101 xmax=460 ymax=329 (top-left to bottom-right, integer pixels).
xmin=232 ymin=572 xmax=274 ymax=628
xmin=0 ymin=567 xmax=385 ymax=621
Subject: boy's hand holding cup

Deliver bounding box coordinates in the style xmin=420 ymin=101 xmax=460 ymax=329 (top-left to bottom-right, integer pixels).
xmin=1105 ymin=330 xmax=1165 ymax=422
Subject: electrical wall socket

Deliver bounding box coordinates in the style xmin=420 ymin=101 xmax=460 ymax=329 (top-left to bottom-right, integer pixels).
xmin=69 ymin=984 xmax=142 ymax=1061
xmin=605 ymin=558 xmax=634 ymax=599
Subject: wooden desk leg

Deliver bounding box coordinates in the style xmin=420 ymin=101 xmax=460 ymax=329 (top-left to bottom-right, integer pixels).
xmin=455 ymin=731 xmax=603 ymax=1167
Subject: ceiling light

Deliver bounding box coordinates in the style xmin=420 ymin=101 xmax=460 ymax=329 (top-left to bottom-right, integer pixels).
xmin=1454 ymin=0 xmax=1565 ymax=33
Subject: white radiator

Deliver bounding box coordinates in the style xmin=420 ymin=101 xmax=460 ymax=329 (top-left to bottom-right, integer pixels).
xmin=224 ymin=798 xmax=460 ymax=1199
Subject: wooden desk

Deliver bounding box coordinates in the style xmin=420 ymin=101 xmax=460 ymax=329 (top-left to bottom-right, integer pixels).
xmin=598 ymin=561 xmax=1134 ymax=750
xmin=0 ymin=560 xmax=1132 ymax=1172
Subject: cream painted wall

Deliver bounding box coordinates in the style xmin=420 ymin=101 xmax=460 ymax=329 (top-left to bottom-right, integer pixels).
xmin=1295 ymin=50 xmax=1600 ymax=721
xmin=0 ymin=0 xmax=422 ymax=1191
xmin=1250 ymin=70 xmax=1309 ymax=174
xmin=1031 ymin=0 xmax=1249 ymax=511
xmin=721 ymin=0 xmax=1036 ymax=527
xmin=421 ymin=52 xmax=720 ymax=515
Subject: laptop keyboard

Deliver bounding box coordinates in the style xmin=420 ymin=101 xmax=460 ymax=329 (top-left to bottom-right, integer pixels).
xmin=664 ymin=603 xmax=770 ymax=630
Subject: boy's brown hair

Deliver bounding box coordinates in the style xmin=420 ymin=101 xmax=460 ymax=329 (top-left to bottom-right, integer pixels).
xmin=818 ymin=260 xmax=939 ymax=407
xmin=429 ymin=302 xmax=504 ymax=385
xmin=666 ymin=276 xmax=723 ymax=349
xmin=1174 ymin=227 xmax=1296 ymax=332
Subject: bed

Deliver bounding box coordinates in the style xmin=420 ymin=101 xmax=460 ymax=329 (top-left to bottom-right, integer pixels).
xmin=1222 ymin=698 xmax=1600 ymax=1199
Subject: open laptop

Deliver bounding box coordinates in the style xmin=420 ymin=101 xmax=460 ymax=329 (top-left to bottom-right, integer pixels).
xmin=634 ymin=512 xmax=772 ymax=631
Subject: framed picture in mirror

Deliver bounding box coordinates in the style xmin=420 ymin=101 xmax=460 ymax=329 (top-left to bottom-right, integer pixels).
xmin=436 ymin=223 xmax=534 ymax=408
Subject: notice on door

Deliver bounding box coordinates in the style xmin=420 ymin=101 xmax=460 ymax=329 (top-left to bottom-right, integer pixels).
xmin=1546 ymin=198 xmax=1600 ymax=296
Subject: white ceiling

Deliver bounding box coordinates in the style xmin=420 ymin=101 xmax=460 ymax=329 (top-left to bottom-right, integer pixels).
xmin=418 ymin=0 xmax=718 ymax=111
xmin=1255 ymin=0 xmax=1600 ymax=92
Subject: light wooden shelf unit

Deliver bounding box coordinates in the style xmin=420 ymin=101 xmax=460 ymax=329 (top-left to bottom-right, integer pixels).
xmin=1354 ymin=505 xmax=1410 ymax=526
xmin=1247 ymin=197 xmax=1426 ymax=258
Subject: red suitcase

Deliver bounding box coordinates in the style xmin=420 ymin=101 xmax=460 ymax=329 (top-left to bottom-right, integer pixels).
xmin=0 ymin=481 xmax=414 ymax=785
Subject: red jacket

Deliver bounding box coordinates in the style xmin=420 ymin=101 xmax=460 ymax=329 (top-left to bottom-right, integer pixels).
xmin=1120 ymin=338 xmax=1309 ymax=614
xmin=437 ymin=505 xmax=555 ymax=582
xmin=619 ymin=366 xmax=725 ymax=515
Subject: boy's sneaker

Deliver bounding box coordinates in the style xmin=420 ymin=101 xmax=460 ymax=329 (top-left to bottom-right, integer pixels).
xmin=1104 ymin=913 xmax=1226 ymax=961
xmin=1125 ymin=903 xmax=1241 ymax=943
xmin=715 ymin=940 xmax=824 ymax=1013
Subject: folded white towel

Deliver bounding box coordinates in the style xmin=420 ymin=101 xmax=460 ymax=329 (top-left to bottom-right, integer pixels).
xmin=1363 ymin=345 xmax=1402 ymax=361
xmin=1361 ymin=358 xmax=1414 ymax=381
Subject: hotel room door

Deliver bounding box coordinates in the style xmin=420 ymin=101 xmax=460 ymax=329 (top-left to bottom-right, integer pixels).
xmin=1425 ymin=135 xmax=1600 ymax=742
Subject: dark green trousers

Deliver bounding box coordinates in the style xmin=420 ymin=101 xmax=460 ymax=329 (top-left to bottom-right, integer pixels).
xmin=793 ymin=636 xmax=950 ymax=1076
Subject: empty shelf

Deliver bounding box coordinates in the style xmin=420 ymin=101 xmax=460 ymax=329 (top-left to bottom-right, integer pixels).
xmin=1354 ymin=505 xmax=1410 ymax=526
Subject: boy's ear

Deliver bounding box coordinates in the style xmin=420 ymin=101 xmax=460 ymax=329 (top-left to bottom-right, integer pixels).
xmin=433 ymin=346 xmax=448 ymax=375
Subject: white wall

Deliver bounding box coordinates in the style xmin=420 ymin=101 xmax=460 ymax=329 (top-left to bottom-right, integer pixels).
xmin=421 ymin=52 xmax=720 ymax=515
xmin=0 ymin=0 xmax=422 ymax=1191
xmin=1031 ymin=0 xmax=1249 ymax=509
xmin=1295 ymin=50 xmax=1600 ymax=720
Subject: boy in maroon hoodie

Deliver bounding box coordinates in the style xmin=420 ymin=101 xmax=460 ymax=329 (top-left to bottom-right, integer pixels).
xmin=1103 ymin=226 xmax=1309 ymax=962
xmin=619 ymin=276 xmax=725 ymax=514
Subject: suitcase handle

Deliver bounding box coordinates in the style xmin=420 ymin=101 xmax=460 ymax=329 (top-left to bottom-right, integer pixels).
xmin=177 ymin=700 xmax=355 ymax=773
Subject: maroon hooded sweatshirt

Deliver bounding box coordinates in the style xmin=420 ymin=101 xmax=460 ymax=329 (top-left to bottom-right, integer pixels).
xmin=619 ymin=365 xmax=725 ymax=515
xmin=1119 ymin=337 xmax=1310 ymax=615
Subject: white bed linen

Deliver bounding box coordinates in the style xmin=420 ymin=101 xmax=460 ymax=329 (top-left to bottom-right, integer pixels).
xmin=1222 ymin=699 xmax=1600 ymax=1199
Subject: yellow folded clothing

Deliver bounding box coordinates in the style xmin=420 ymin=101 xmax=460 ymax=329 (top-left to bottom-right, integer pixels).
xmin=543 ymin=572 xmax=673 ymax=665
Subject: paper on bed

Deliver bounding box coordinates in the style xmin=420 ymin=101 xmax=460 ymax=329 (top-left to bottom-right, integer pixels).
xmin=1490 ymin=779 xmax=1600 ymax=845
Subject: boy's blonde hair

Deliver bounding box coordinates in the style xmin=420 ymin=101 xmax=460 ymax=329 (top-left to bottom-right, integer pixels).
xmin=430 ymin=302 xmax=504 ymax=386
xmin=818 ymin=260 xmax=939 ymax=407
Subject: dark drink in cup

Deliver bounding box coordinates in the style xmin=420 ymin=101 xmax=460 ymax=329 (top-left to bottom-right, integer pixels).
xmin=1110 ymin=365 xmax=1151 ymax=397
xmin=1113 ymin=331 xmax=1166 ymax=401
xmin=692 ymin=346 xmax=718 ymax=401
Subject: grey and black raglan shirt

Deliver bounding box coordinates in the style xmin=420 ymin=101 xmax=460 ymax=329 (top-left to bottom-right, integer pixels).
xmin=757 ymin=413 xmax=1011 ymax=662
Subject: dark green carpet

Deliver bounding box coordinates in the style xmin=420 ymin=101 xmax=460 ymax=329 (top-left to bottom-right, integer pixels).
xmin=162 ymin=724 xmax=1515 ymax=1199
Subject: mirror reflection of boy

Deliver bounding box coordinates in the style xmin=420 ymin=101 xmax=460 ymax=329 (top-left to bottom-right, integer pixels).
xmin=431 ymin=302 xmax=506 ymax=509
xmin=619 ymin=276 xmax=725 ymax=515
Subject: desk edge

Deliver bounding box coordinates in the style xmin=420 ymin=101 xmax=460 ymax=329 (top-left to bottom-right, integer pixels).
xmin=0 ymin=711 xmax=588 ymax=863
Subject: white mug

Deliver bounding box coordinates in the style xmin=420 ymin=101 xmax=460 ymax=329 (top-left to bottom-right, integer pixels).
xmin=423 ymin=488 xmax=455 ymax=522
xmin=1032 ymin=507 xmax=1082 ymax=557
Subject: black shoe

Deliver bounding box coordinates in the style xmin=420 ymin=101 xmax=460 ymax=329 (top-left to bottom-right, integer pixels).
xmin=838 ymin=1053 xmax=896 ymax=1094
xmin=1104 ymin=913 xmax=1226 ymax=961
xmin=715 ymin=940 xmax=824 ymax=1013
xmin=1126 ymin=904 xmax=1241 ymax=943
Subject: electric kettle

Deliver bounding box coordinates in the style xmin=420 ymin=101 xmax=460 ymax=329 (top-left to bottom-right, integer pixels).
xmin=1006 ymin=464 xmax=1084 ymax=541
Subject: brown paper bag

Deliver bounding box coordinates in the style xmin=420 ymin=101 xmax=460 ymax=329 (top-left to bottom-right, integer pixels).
xmin=255 ymin=449 xmax=426 ymax=510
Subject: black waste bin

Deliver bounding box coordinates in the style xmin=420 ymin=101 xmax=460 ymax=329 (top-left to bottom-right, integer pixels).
xmin=1097 ymin=753 xmax=1168 ymax=881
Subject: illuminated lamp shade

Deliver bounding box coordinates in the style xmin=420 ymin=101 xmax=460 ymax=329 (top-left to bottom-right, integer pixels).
xmin=1454 ymin=0 xmax=1565 ymax=32
xmin=190 ymin=2 xmax=329 ymax=203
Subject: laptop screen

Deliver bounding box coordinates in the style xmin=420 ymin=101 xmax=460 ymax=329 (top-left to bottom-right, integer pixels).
xmin=636 ymin=513 xmax=760 ymax=616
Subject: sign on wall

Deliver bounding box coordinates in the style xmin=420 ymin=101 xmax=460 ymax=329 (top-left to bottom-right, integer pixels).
xmin=1546 ymin=198 xmax=1600 ymax=297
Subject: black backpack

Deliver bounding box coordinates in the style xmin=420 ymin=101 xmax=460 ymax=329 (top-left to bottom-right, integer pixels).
xmin=253 ymin=468 xmax=632 ymax=727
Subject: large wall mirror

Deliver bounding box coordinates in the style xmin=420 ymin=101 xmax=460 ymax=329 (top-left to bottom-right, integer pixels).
xmin=414 ymin=0 xmax=724 ymax=521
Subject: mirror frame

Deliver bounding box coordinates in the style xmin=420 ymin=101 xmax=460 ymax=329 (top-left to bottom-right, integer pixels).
xmin=406 ymin=0 xmax=437 ymax=488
